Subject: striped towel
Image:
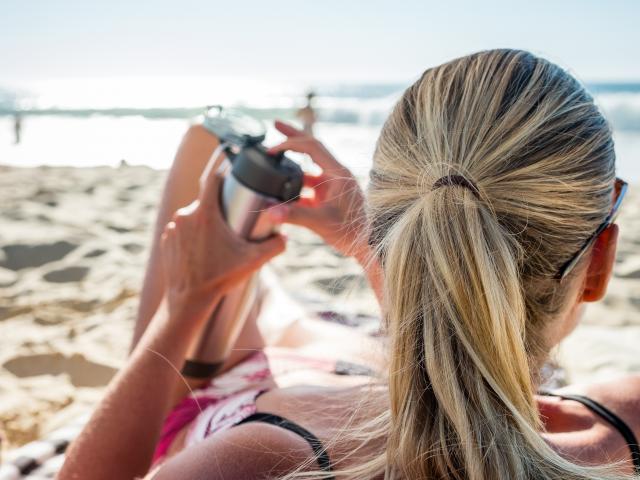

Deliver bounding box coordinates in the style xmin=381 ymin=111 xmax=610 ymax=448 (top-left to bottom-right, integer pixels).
xmin=0 ymin=415 xmax=88 ymax=479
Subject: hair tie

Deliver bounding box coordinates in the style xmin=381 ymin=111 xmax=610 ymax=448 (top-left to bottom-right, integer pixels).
xmin=431 ymin=175 xmax=481 ymax=199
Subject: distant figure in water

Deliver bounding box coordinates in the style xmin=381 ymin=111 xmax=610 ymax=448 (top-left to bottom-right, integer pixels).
xmin=14 ymin=113 xmax=22 ymax=144
xmin=296 ymin=90 xmax=316 ymax=135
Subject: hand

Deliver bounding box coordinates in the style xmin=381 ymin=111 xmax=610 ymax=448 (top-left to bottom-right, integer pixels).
xmin=266 ymin=121 xmax=368 ymax=260
xmin=161 ymin=161 xmax=285 ymax=319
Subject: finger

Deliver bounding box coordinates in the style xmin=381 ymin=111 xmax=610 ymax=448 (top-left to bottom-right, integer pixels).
xmin=267 ymin=138 xmax=343 ymax=172
xmin=267 ymin=138 xmax=307 ymax=155
xmin=175 ymin=199 xmax=200 ymax=217
xmin=296 ymin=195 xmax=319 ymax=208
xmin=286 ymin=204 xmax=324 ymax=227
xmin=249 ymin=234 xmax=287 ymax=267
xmin=200 ymin=143 xmax=229 ymax=189
xmin=199 ymin=165 xmax=224 ymax=211
xmin=267 ymin=203 xmax=323 ymax=229
xmin=266 ymin=195 xmax=320 ymax=225
xmin=219 ymin=234 xmax=286 ymax=290
xmin=268 ymin=137 xmax=317 ymax=155
xmin=274 ymin=120 xmax=304 ymax=138
xmin=303 ymin=173 xmax=325 ymax=188
xmin=160 ymin=222 xmax=177 ymax=271
xmin=199 ymin=142 xmax=230 ymax=209
xmin=266 ymin=204 xmax=291 ymax=224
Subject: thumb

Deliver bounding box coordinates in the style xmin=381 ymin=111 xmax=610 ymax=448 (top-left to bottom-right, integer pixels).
xmin=266 ymin=204 xmax=291 ymax=224
xmin=250 ymin=234 xmax=287 ymax=267
xmin=267 ymin=203 xmax=322 ymax=230
xmin=283 ymin=204 xmax=324 ymax=230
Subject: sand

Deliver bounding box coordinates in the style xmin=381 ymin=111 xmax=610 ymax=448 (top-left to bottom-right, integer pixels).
xmin=0 ymin=164 xmax=638 ymax=452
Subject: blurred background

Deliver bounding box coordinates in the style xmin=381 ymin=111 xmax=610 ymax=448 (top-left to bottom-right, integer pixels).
xmin=1 ymin=0 xmax=640 ymax=178
xmin=1 ymin=0 xmax=639 ymax=459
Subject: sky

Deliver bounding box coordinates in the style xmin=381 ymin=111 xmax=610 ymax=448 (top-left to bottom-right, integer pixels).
xmin=1 ymin=0 xmax=639 ymax=84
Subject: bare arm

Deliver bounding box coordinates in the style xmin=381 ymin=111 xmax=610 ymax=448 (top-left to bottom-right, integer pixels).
xmin=59 ymin=298 xmax=220 ymax=479
xmin=60 ymin=162 xmax=285 ymax=480
xmin=149 ymin=423 xmax=313 ymax=479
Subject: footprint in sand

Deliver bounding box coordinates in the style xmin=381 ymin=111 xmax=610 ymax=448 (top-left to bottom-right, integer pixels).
xmin=0 ymin=305 xmax=31 ymax=321
xmin=32 ymin=187 xmax=59 ymax=207
xmin=0 ymin=267 xmax=18 ymax=287
xmin=618 ymin=269 xmax=640 ymax=280
xmin=107 ymin=225 xmax=132 ymax=234
xmin=122 ymin=242 xmax=144 ymax=254
xmin=43 ymin=266 xmax=89 ymax=283
xmin=84 ymin=248 xmax=107 ymax=258
xmin=615 ymin=256 xmax=640 ymax=279
xmin=2 ymin=352 xmax=117 ymax=387
xmin=0 ymin=241 xmax=78 ymax=271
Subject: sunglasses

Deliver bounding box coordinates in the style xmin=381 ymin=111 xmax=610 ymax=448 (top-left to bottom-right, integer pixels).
xmin=555 ymin=177 xmax=628 ymax=280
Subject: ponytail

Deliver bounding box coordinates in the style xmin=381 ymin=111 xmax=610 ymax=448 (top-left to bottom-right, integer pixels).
xmin=382 ymin=183 xmax=547 ymax=477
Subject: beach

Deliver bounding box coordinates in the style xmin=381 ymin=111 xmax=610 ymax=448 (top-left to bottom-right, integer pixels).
xmin=0 ymin=162 xmax=639 ymax=451
xmin=0 ymin=162 xmax=380 ymax=450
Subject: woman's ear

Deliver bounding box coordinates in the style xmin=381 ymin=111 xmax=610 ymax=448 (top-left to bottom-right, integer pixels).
xmin=581 ymin=224 xmax=619 ymax=302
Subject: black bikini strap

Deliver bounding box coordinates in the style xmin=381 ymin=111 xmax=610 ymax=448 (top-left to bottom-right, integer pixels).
xmin=541 ymin=392 xmax=640 ymax=473
xmin=237 ymin=412 xmax=334 ymax=477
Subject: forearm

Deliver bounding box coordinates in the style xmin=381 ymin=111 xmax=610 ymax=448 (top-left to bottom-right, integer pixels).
xmin=59 ymin=296 xmax=220 ymax=480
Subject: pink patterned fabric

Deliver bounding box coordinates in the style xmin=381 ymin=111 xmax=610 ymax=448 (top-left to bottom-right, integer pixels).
xmin=152 ymin=351 xmax=270 ymax=464
xmin=153 ymin=349 xmax=336 ymax=464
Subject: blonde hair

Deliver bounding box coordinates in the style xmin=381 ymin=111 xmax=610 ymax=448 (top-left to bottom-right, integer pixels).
xmin=293 ymin=50 xmax=628 ymax=479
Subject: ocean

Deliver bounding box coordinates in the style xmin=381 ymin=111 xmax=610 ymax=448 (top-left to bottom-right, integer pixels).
xmin=1 ymin=77 xmax=639 ymax=181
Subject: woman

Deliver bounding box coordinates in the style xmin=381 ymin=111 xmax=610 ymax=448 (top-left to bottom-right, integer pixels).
xmin=59 ymin=49 xmax=639 ymax=479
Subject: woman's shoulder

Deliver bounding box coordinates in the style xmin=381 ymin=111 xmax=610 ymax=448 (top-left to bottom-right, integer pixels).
xmin=555 ymin=374 xmax=640 ymax=435
xmin=539 ymin=374 xmax=640 ymax=474
xmin=152 ymin=420 xmax=315 ymax=479
xmin=154 ymin=383 xmax=388 ymax=478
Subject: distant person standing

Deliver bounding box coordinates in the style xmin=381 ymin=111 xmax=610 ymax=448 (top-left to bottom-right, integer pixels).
xmin=296 ymin=91 xmax=316 ymax=135
xmin=13 ymin=113 xmax=22 ymax=144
